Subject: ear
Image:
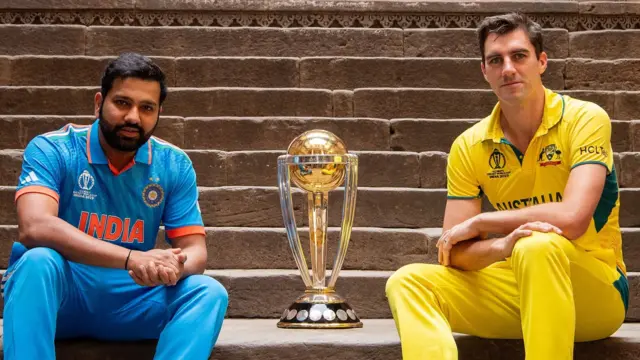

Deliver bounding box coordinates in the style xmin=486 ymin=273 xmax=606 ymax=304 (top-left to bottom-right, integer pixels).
xmin=94 ymin=92 xmax=103 ymax=119
xmin=159 ymin=105 xmax=163 ymax=114
xmin=538 ymin=51 xmax=548 ymax=75
xmin=480 ymin=61 xmax=489 ymax=83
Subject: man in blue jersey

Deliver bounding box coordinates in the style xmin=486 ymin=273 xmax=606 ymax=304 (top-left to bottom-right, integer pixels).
xmin=2 ymin=53 xmax=228 ymax=359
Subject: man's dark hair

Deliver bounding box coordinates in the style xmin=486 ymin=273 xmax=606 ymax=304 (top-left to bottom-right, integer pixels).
xmin=477 ymin=12 xmax=544 ymax=62
xmin=100 ymin=52 xmax=167 ymax=105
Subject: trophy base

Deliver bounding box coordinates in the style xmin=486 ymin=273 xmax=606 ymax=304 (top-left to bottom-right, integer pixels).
xmin=277 ymin=290 xmax=363 ymax=329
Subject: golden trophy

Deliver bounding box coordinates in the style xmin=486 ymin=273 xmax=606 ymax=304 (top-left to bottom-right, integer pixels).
xmin=276 ymin=129 xmax=362 ymax=329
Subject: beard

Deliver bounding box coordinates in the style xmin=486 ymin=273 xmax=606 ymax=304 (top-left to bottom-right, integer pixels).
xmin=98 ymin=103 xmax=158 ymax=152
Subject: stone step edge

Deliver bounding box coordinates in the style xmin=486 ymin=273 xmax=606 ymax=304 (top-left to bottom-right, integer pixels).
xmin=0 ymin=319 xmax=637 ymax=348
xmin=2 ymin=268 xmax=637 ymax=279
xmin=0 ymin=320 xmax=637 ymax=360
xmin=196 ymin=319 xmax=640 ymax=345
xmin=3 ymin=86 xmax=640 ymax=93
xmin=1 ymin=114 xmax=637 ymax=122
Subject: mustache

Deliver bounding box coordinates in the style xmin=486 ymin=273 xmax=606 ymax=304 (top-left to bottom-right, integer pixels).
xmin=114 ymin=124 xmax=144 ymax=134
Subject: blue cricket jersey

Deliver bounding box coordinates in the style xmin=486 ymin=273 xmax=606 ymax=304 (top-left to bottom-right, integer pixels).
xmin=15 ymin=119 xmax=205 ymax=252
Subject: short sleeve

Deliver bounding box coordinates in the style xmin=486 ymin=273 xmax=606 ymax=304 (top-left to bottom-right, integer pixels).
xmin=568 ymin=104 xmax=614 ymax=173
xmin=15 ymin=136 xmax=64 ymax=203
xmin=447 ymin=137 xmax=482 ymax=199
xmin=162 ymin=158 xmax=205 ymax=239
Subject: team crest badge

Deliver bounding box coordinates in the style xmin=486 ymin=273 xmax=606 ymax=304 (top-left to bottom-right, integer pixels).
xmin=538 ymin=144 xmax=562 ymax=167
xmin=142 ymin=183 xmax=164 ymax=208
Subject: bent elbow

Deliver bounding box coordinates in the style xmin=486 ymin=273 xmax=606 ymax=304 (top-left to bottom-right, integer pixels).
xmin=561 ymin=218 xmax=591 ymax=240
xmin=18 ymin=224 xmax=38 ymax=248
xmin=18 ymin=216 xmax=51 ymax=248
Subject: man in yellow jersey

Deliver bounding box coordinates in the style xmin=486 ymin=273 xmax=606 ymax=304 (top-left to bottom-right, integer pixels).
xmin=386 ymin=12 xmax=628 ymax=360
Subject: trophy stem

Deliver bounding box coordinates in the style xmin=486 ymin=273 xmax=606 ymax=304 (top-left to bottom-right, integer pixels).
xmin=308 ymin=191 xmax=329 ymax=289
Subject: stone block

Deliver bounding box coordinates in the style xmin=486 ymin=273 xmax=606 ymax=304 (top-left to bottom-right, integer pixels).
xmin=405 ymin=29 xmax=569 ymax=59
xmin=332 ymin=90 xmax=353 ymax=117
xmin=621 ymin=189 xmax=640 ymax=227
xmin=420 ymin=151 xmax=448 ymax=188
xmin=200 ymin=227 xmax=433 ymax=271
xmin=164 ymin=88 xmax=333 ymax=117
xmin=0 ymin=117 xmax=22 ymax=149
xmin=175 ymin=57 xmax=298 ymax=87
xmin=0 ymin=57 xmax=10 ymax=86
xmin=87 ymin=27 xmax=404 ymax=57
xmin=354 ymin=89 xmax=497 ymax=119
xmin=353 ymin=151 xmax=420 ymax=188
xmin=620 ymin=152 xmax=640 ymax=188
xmin=0 ymin=150 xmax=23 ymax=187
xmin=566 ymin=59 xmax=640 ymax=91
xmin=186 ymin=150 xmax=227 ymax=187
xmin=0 ymin=87 xmax=97 ymax=115
xmin=197 ymin=186 xmax=305 ymax=227
xmin=632 ymin=121 xmax=640 ymax=151
xmin=570 ymin=30 xmax=640 ymax=59
xmin=390 ymin=119 xmax=478 ymax=152
xmin=0 ymin=25 xmax=85 ymax=56
xmin=615 ymin=92 xmax=640 ymax=121
xmin=183 ymin=117 xmax=390 ymax=151
xmin=225 ymin=151 xmax=281 ymax=187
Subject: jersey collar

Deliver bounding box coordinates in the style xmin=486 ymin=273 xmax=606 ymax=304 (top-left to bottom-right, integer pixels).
xmin=86 ymin=119 xmax=152 ymax=166
xmin=483 ymin=87 xmax=565 ymax=143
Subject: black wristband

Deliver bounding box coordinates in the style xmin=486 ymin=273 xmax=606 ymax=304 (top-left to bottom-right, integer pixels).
xmin=124 ymin=249 xmax=132 ymax=270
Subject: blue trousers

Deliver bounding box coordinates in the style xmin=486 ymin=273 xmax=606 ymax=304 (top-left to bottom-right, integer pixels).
xmin=2 ymin=245 xmax=228 ymax=360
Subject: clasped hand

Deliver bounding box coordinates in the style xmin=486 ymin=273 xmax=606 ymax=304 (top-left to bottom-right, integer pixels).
xmin=126 ymin=248 xmax=187 ymax=287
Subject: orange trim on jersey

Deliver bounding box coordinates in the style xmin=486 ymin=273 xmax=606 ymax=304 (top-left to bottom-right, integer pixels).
xmin=15 ymin=186 xmax=60 ymax=203
xmin=86 ymin=126 xmax=93 ymax=163
xmin=108 ymin=159 xmax=136 ymax=176
xmin=166 ymin=226 xmax=206 ymax=239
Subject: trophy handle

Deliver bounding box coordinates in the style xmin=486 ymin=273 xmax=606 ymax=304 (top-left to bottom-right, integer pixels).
xmin=278 ymin=158 xmax=313 ymax=288
xmin=328 ymin=154 xmax=357 ymax=289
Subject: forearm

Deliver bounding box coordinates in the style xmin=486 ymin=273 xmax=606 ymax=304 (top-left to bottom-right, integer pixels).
xmin=19 ymin=215 xmax=130 ymax=269
xmin=180 ymin=244 xmax=207 ymax=276
xmin=448 ymin=238 xmax=505 ymax=271
xmin=473 ymin=202 xmax=581 ymax=239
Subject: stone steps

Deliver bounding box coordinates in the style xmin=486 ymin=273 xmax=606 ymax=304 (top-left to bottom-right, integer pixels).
xmin=89 ymin=269 xmax=640 ymax=322
xmin=1 ymin=116 xmax=638 ymax=153
xmin=2 ymin=86 xmax=640 ymax=119
xmin=0 ymin=225 xmax=638 ymax=272
xmin=2 ymin=25 xmax=640 ymax=59
xmin=3 ymin=55 xmax=640 ymax=90
xmin=1 ymin=1 xmax=639 ymax=358
xmin=0 ymin=269 xmax=636 ymax=321
xmin=1 ymin=186 xmax=640 ymax=228
xmin=3 ymin=149 xmax=639 ymax=188
xmin=0 ymin=319 xmax=638 ymax=360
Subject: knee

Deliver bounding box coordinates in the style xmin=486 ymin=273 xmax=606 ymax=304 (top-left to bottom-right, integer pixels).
xmin=15 ymin=247 xmax=65 ymax=275
xmin=512 ymin=231 xmax=570 ymax=260
xmin=184 ymin=275 xmax=229 ymax=310
xmin=386 ymin=263 xmax=440 ymax=297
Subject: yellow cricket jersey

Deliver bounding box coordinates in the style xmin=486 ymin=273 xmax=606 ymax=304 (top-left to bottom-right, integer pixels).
xmin=446 ymin=87 xmax=625 ymax=274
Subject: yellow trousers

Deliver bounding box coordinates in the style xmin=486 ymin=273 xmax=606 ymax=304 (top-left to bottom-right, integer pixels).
xmin=385 ymin=232 xmax=628 ymax=360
